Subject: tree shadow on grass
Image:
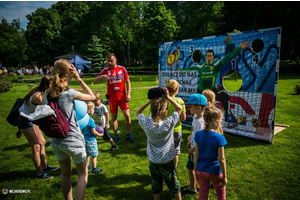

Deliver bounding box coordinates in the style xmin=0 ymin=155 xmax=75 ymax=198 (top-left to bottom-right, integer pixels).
xmin=223 ymin=133 xmax=270 ymax=149
xmin=98 ymin=119 xmax=149 ymax=158
xmin=90 ymin=173 xmax=175 ymax=200
xmin=3 ymin=143 xmax=29 ymax=152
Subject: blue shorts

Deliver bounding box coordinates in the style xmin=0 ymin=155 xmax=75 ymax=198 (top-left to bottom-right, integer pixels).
xmin=85 ymin=139 xmax=98 ymax=157
xmin=186 ymin=154 xmax=195 ymax=170
xmin=17 ymin=115 xmax=34 ymax=130
xmin=174 ymin=131 xmax=182 ymax=155
xmin=103 ymin=128 xmax=112 ymax=141
xmin=51 ymin=143 xmax=86 ymax=164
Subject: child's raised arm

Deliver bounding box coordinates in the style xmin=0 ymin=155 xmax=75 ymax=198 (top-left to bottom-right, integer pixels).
xmin=218 ymin=146 xmax=227 ymax=186
xmin=163 ymin=87 xmax=182 ymax=116
xmin=136 ymin=100 xmax=151 ymax=117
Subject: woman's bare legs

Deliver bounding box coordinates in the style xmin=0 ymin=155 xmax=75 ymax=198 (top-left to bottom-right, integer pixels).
xmin=21 ymin=128 xmax=43 ymax=174
xmin=74 ymin=159 xmax=88 ymax=200
xmin=58 ymin=157 xmax=73 ymax=200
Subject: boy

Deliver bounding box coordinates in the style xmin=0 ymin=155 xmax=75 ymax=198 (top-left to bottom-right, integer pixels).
xmin=82 ymin=102 xmax=104 ymax=174
xmin=92 ymin=92 xmax=118 ymax=151
xmin=136 ymin=87 xmax=182 ymax=200
xmin=166 ymin=79 xmax=186 ymax=168
xmin=183 ymin=94 xmax=207 ymax=195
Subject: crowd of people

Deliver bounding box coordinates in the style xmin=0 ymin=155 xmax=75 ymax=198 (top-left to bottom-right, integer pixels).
xmin=15 ymin=53 xmax=227 ymax=200
xmin=0 ymin=65 xmax=54 ymax=76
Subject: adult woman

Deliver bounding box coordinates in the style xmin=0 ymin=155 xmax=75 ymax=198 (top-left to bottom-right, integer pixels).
xmin=17 ymin=75 xmax=58 ymax=179
xmin=47 ymin=59 xmax=95 ymax=200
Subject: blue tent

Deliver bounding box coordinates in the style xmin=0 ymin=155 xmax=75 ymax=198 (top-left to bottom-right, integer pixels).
xmin=69 ymin=55 xmax=91 ymax=71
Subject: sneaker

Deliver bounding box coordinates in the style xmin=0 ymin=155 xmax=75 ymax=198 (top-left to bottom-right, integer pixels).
xmin=113 ymin=135 xmax=120 ymax=142
xmin=91 ymin=168 xmax=103 ymax=175
xmin=43 ymin=165 xmax=59 ymax=172
xmin=87 ymin=165 xmax=92 ymax=170
xmin=110 ymin=145 xmax=118 ymax=151
xmin=182 ymin=187 xmax=197 ymax=195
xmin=126 ymin=133 xmax=135 ymax=142
xmin=37 ymin=172 xmax=53 ymax=179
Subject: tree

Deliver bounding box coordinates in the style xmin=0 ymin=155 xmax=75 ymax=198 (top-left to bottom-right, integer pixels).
xmin=0 ymin=17 xmax=27 ymax=67
xmin=164 ymin=1 xmax=224 ymax=40
xmin=223 ymin=2 xmax=300 ymax=62
xmin=25 ymin=2 xmax=91 ymax=66
xmin=86 ymin=35 xmax=106 ymax=70
xmin=139 ymin=1 xmax=179 ymax=68
xmin=114 ymin=2 xmax=143 ymax=67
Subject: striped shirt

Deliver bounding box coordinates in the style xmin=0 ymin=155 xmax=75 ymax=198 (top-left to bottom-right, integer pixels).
xmin=138 ymin=111 xmax=179 ymax=164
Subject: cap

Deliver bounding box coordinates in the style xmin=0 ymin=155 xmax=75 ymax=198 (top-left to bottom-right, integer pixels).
xmin=186 ymin=94 xmax=207 ymax=106
xmin=166 ymin=79 xmax=181 ymax=91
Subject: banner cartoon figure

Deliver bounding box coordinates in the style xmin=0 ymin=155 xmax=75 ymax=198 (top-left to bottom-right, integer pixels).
xmin=158 ymin=27 xmax=281 ymax=143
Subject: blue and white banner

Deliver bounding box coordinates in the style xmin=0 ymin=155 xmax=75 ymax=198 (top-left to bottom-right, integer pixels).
xmin=158 ymin=27 xmax=281 ymax=143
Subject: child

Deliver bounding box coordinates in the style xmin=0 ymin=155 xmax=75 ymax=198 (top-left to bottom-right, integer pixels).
xmin=82 ymin=102 xmax=104 ymax=175
xmin=183 ymin=94 xmax=207 ymax=195
xmin=202 ymin=89 xmax=224 ymax=135
xmin=194 ymin=106 xmax=227 ymax=200
xmin=166 ymin=79 xmax=186 ymax=168
xmin=92 ymin=92 xmax=118 ymax=151
xmin=136 ymin=87 xmax=182 ymax=200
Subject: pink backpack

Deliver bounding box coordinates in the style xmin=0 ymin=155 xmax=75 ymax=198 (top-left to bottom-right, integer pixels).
xmin=33 ymin=96 xmax=71 ymax=138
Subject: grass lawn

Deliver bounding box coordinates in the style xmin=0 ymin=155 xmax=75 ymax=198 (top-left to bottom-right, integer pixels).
xmin=0 ymin=72 xmax=299 ymax=200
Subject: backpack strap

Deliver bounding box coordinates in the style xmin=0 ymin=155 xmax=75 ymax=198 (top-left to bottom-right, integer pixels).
xmin=45 ymin=89 xmax=76 ymax=126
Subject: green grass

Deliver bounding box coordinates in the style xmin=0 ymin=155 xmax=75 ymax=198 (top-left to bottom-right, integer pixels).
xmin=0 ymin=72 xmax=300 ymax=200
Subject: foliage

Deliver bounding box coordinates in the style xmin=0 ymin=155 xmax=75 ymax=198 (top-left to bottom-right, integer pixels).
xmin=164 ymin=1 xmax=224 ymax=39
xmin=2 ymin=1 xmax=300 ymax=69
xmin=138 ymin=1 xmax=179 ymax=68
xmin=0 ymin=80 xmax=12 ymax=93
xmin=223 ymin=2 xmax=300 ymax=61
xmin=0 ymin=17 xmax=27 ymax=67
xmin=0 ymin=73 xmax=300 ymax=200
xmin=86 ymin=35 xmax=106 ymax=68
xmin=294 ymin=85 xmax=300 ymax=94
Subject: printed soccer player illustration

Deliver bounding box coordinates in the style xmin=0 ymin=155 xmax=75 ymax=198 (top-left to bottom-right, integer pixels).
xmin=181 ymin=41 xmax=250 ymax=93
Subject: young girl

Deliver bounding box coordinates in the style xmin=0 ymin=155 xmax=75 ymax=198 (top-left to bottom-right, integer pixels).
xmin=17 ymin=76 xmax=58 ymax=179
xmin=47 ymin=59 xmax=96 ymax=200
xmin=136 ymin=87 xmax=182 ymax=200
xmin=194 ymin=106 xmax=227 ymax=200
xmin=202 ymin=89 xmax=224 ymax=135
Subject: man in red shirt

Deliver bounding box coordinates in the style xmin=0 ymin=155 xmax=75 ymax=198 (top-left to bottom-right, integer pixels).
xmin=93 ymin=53 xmax=135 ymax=142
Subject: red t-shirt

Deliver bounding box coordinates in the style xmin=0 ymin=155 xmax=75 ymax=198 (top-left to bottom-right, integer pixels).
xmin=97 ymin=65 xmax=129 ymax=96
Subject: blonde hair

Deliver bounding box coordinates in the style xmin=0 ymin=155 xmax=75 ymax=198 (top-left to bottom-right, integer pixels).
xmin=202 ymin=89 xmax=215 ymax=106
xmin=47 ymin=59 xmax=73 ymax=98
xmin=150 ymin=97 xmax=169 ymax=121
xmin=204 ymin=106 xmax=223 ymax=131
xmin=86 ymin=101 xmax=94 ymax=110
xmin=93 ymin=92 xmax=101 ymax=100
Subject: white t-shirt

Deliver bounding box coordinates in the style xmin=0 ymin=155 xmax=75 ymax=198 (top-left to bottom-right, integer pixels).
xmin=138 ymin=111 xmax=179 ymax=164
xmin=93 ymin=104 xmax=109 ymax=128
xmin=191 ymin=114 xmax=205 ymax=153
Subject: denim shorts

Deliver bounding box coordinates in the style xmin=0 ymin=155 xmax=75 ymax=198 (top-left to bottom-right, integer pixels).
xmin=186 ymin=154 xmax=195 ymax=170
xmin=103 ymin=128 xmax=112 ymax=141
xmin=17 ymin=115 xmax=34 ymax=130
xmin=51 ymin=143 xmax=86 ymax=164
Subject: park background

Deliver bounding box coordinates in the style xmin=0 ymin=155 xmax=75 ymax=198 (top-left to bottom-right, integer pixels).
xmin=0 ymin=1 xmax=300 ymax=200
xmin=1 ymin=2 xmax=300 ymax=71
